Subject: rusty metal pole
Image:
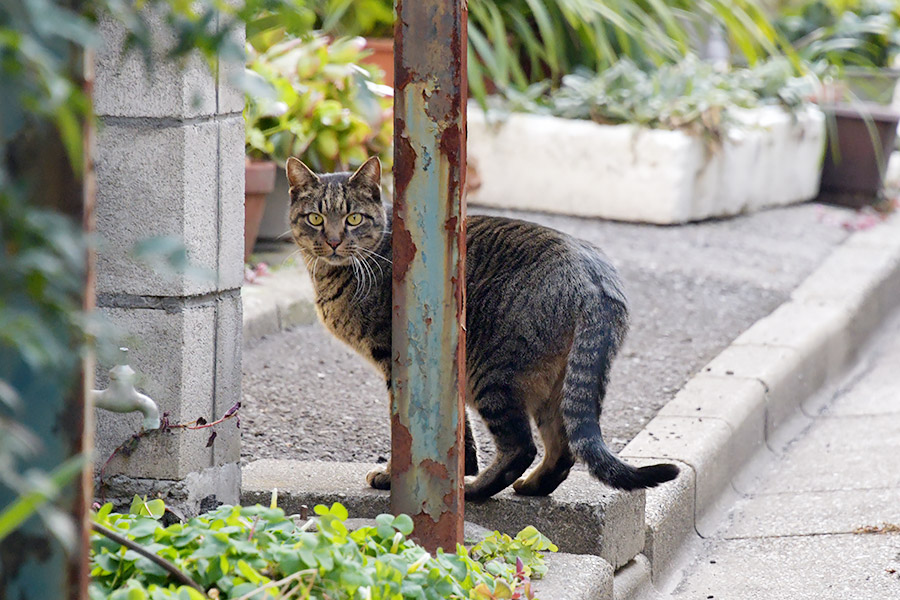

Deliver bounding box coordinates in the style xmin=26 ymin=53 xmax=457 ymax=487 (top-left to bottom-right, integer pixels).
xmin=391 ymin=0 xmax=467 ymax=552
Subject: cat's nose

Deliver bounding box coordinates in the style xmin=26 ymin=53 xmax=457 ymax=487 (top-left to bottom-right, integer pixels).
xmin=326 ymin=239 xmax=341 ymax=250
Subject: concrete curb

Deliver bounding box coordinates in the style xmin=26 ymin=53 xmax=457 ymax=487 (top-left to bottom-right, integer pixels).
xmin=242 ymin=460 xmax=617 ymax=600
xmin=620 ymin=210 xmax=900 ymax=585
xmin=241 ymin=266 xmax=316 ymax=347
xmin=241 ymin=459 xmax=644 ymax=570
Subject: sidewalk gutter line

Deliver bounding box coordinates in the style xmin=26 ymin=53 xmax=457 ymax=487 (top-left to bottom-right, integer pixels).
xmin=619 ymin=210 xmax=900 ymax=590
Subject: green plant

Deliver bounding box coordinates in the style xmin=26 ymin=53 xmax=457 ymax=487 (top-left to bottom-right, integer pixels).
xmin=776 ymin=0 xmax=900 ymax=67
xmin=465 ymin=0 xmax=796 ymax=103
xmin=309 ymin=0 xmax=395 ymax=39
xmin=495 ymin=56 xmax=816 ymax=142
xmin=0 ymin=0 xmax=316 ymax=572
xmin=244 ymin=32 xmax=393 ymax=172
xmin=89 ymin=500 xmax=557 ymax=600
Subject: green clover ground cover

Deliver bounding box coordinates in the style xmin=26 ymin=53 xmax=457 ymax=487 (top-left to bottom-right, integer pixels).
xmin=90 ymin=498 xmax=558 ymax=600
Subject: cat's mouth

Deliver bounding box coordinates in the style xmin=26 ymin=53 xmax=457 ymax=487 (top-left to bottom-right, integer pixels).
xmin=319 ymin=251 xmax=351 ymax=265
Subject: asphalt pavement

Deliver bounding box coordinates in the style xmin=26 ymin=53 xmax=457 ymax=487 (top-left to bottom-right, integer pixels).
xmin=241 ymin=202 xmax=855 ymax=468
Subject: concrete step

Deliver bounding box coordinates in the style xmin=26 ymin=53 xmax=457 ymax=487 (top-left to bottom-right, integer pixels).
xmin=241 ymin=459 xmax=645 ymax=570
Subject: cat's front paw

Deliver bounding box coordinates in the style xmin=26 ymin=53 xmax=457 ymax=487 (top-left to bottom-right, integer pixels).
xmin=366 ymin=468 xmax=391 ymax=490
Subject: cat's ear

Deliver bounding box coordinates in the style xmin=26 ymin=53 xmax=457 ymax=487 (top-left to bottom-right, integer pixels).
xmin=286 ymin=157 xmax=319 ymax=189
xmin=348 ymin=156 xmax=381 ymax=188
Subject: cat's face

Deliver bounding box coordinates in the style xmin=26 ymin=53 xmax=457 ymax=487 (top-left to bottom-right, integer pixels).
xmin=286 ymin=157 xmax=386 ymax=267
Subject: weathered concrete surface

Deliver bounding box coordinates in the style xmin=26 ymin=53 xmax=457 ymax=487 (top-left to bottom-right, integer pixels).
xmin=536 ymin=553 xmax=614 ymax=600
xmin=242 ymin=264 xmax=317 ymax=347
xmin=241 ymin=203 xmax=851 ymax=472
xmin=664 ymin=309 xmax=900 ymax=600
xmin=467 ymin=106 xmax=825 ymax=223
xmin=241 ymin=460 xmax=644 ymax=570
xmin=93 ymin=8 xmax=244 ymax=513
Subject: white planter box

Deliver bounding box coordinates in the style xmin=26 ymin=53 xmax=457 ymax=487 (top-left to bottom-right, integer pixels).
xmin=467 ymin=106 xmax=826 ymax=224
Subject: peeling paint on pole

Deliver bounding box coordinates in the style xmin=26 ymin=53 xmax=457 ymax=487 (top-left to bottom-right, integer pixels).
xmin=391 ymin=0 xmax=467 ymax=552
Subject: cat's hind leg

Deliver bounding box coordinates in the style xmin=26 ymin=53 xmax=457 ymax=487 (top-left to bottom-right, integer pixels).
xmin=366 ymin=463 xmax=391 ymax=490
xmin=465 ymin=383 xmax=536 ymax=501
xmin=366 ymin=416 xmax=477 ymax=490
xmin=465 ymin=413 xmax=479 ymax=476
xmin=513 ymin=410 xmax=575 ymax=496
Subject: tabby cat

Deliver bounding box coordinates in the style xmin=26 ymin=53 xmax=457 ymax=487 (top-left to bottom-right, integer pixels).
xmin=286 ymin=156 xmax=678 ymax=500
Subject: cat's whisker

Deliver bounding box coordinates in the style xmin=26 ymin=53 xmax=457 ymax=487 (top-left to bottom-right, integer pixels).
xmin=353 ymin=248 xmax=383 ymax=281
xmin=358 ymin=254 xmax=375 ymax=299
xmin=351 ymin=255 xmax=365 ymax=301
xmin=283 ymin=248 xmax=303 ymax=267
xmin=356 ymin=246 xmax=392 ymax=265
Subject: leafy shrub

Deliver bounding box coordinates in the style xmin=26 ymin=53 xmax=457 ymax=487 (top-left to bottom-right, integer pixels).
xmin=494 ymin=57 xmax=816 ymax=142
xmin=307 ymin=0 xmax=395 ymax=39
xmin=89 ymin=499 xmax=557 ymax=600
xmin=776 ymin=0 xmax=900 ymax=68
xmin=244 ymin=32 xmax=393 ymax=172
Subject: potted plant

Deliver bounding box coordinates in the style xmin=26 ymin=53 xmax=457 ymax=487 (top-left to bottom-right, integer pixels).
xmin=468 ymin=57 xmax=826 ymax=223
xmin=243 ymin=31 xmax=392 ymax=251
xmin=307 ymin=0 xmax=396 ymax=85
xmin=244 ymin=159 xmax=276 ymax=263
xmin=777 ymin=0 xmax=900 ymax=103
xmin=776 ymin=0 xmax=900 ymax=205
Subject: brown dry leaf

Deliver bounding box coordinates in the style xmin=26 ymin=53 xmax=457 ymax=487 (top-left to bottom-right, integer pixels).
xmin=852 ymin=523 xmax=900 ymax=534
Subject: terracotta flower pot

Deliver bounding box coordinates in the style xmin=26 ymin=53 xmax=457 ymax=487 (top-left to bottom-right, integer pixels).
xmin=361 ymin=38 xmax=394 ymax=87
xmin=818 ymin=103 xmax=900 ymax=209
xmin=245 ymin=159 xmax=277 ymax=262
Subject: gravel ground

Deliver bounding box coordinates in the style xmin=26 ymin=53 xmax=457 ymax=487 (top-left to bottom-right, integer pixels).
xmin=241 ymin=203 xmax=853 ymax=469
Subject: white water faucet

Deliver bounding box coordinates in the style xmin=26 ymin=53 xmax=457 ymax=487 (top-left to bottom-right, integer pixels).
xmin=92 ymin=355 xmax=160 ymax=431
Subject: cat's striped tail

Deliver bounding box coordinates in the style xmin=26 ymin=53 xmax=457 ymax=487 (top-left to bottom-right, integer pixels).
xmin=562 ymin=300 xmax=679 ymax=491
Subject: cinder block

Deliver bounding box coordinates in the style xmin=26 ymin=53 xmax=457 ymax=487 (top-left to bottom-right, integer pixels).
xmin=101 ymin=463 xmax=240 ymax=517
xmin=218 ymin=116 xmax=246 ymax=291
xmin=628 ymin=459 xmax=696 ymax=585
xmin=217 ymin=21 xmax=246 ymax=115
xmin=536 ymin=553 xmax=613 ymax=600
xmin=94 ymin=306 xmax=216 ymax=481
xmin=94 ymin=12 xmax=216 ymax=118
xmin=212 ymin=293 xmax=242 ymax=467
xmin=465 ymin=472 xmax=645 ymax=570
xmin=241 ymin=459 xmax=390 ymax=516
xmin=659 ymin=375 xmax=766 ymax=466
xmin=613 ymin=554 xmax=653 ymax=600
xmin=622 ymin=416 xmax=732 ymax=520
xmin=95 ymin=120 xmax=219 ymax=297
xmin=241 ymin=460 xmax=645 ymax=569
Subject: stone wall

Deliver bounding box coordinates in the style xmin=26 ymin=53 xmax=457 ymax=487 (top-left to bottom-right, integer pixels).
xmin=92 ymin=10 xmax=244 ymax=515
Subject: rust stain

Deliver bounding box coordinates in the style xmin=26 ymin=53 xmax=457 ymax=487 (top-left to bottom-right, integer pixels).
xmin=410 ymin=510 xmax=465 ymax=553
xmin=444 ymin=215 xmax=457 ymax=233
xmin=391 ymin=414 xmax=413 ymax=477
xmin=419 ymin=458 xmax=450 ymax=480
xmin=392 ymin=130 xmax=417 ymax=284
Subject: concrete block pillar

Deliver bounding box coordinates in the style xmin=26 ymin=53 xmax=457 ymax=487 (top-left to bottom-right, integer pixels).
xmin=92 ymin=10 xmax=244 ymax=515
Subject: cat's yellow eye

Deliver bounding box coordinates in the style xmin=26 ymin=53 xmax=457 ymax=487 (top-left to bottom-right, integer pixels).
xmin=307 ymin=213 xmax=324 ymax=226
xmin=346 ymin=213 xmax=363 ymax=227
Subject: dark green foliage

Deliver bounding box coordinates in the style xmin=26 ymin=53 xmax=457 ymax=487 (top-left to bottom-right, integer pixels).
xmin=776 ymin=0 xmax=900 ymax=67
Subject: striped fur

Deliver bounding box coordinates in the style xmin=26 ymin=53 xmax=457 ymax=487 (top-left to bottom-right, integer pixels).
xmin=286 ymin=157 xmax=678 ymax=500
